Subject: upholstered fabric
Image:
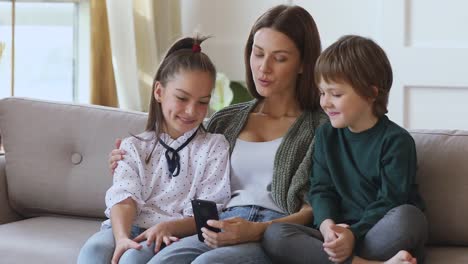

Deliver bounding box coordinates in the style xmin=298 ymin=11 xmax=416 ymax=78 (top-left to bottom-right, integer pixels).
xmin=425 ymin=246 xmax=468 ymax=263
xmin=0 ymin=216 xmax=100 ymax=264
xmin=0 ymin=156 xmax=21 ymax=224
xmin=411 ymin=130 xmax=468 ymax=245
xmin=0 ymin=98 xmax=467 ymax=263
xmin=0 ymin=97 xmax=147 ymax=218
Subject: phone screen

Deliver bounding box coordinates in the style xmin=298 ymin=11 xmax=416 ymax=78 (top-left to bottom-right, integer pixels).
xmin=191 ymin=199 xmax=221 ymax=242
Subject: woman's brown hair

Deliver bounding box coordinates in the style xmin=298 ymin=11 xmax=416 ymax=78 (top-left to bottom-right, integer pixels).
xmin=244 ymin=5 xmax=322 ymax=111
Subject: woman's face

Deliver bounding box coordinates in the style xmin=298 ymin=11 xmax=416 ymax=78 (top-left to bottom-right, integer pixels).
xmin=250 ymin=27 xmax=303 ymax=99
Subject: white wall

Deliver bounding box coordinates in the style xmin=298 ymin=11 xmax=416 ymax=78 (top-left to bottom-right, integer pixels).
xmin=180 ymin=0 xmax=286 ymax=81
xmin=180 ymin=0 xmax=468 ymax=130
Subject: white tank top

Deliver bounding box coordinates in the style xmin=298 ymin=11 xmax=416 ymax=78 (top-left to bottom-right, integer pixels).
xmin=226 ymin=137 xmax=285 ymax=213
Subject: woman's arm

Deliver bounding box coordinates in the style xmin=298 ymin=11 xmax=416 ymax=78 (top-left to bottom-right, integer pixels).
xmin=268 ymin=203 xmax=312 ymax=226
xmin=109 ymin=139 xmax=124 ymax=173
xmin=202 ymin=203 xmax=312 ymax=248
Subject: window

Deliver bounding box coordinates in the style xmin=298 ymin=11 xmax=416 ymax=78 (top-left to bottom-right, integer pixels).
xmin=0 ymin=0 xmax=90 ymax=103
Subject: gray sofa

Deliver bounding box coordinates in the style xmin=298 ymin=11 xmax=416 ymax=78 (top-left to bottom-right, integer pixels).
xmin=0 ymin=97 xmax=467 ymax=263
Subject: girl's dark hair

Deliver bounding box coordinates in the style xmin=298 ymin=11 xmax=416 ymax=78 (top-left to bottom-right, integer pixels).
xmin=244 ymin=5 xmax=322 ymax=111
xmin=314 ymin=35 xmax=393 ymax=117
xmin=140 ymin=36 xmax=216 ymax=163
xmin=146 ymin=36 xmax=216 ymax=135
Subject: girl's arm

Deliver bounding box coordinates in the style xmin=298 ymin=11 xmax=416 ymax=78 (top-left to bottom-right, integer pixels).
xmin=183 ymin=135 xmax=231 ymax=215
xmin=110 ymin=197 xmax=137 ymax=240
xmin=133 ymin=217 xmax=197 ymax=252
xmin=110 ymin=198 xmax=142 ymax=264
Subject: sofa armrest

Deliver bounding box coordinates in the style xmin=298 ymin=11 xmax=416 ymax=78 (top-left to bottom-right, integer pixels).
xmin=0 ymin=155 xmax=22 ymax=224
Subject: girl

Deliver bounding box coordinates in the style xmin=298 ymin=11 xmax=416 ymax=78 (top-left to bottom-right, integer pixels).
xmin=78 ymin=36 xmax=231 ymax=264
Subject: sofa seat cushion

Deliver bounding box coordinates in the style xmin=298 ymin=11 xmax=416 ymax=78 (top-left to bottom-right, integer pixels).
xmin=426 ymin=246 xmax=468 ymax=263
xmin=0 ymin=216 xmax=101 ymax=264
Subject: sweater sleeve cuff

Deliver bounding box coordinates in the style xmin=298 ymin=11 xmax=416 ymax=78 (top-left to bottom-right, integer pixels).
xmin=350 ymin=221 xmax=373 ymax=246
xmin=313 ymin=205 xmax=339 ymax=228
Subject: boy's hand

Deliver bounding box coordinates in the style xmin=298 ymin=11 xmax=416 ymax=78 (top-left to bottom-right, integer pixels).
xmin=323 ymin=225 xmax=355 ymax=263
xmin=319 ymin=219 xmax=338 ymax=243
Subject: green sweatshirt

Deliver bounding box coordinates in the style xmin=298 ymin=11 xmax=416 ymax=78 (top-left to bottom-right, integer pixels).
xmin=308 ymin=115 xmax=424 ymax=245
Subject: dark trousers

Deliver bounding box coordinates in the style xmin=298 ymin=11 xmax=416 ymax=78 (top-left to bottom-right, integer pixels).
xmin=262 ymin=204 xmax=428 ymax=264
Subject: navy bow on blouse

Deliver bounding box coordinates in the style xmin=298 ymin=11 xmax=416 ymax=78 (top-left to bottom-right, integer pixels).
xmin=158 ymin=128 xmax=198 ymax=177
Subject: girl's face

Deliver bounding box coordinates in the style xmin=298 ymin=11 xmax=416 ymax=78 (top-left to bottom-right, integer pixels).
xmin=250 ymin=27 xmax=303 ymax=99
xmin=319 ymin=79 xmax=377 ymax=133
xmin=155 ymin=70 xmax=213 ymax=138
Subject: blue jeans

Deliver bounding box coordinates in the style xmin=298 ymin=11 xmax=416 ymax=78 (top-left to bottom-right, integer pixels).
xmin=77 ymin=225 xmax=156 ymax=264
xmin=147 ymin=206 xmax=286 ymax=264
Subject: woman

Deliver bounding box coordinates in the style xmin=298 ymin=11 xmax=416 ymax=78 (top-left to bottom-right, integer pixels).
xmin=110 ymin=5 xmax=327 ymax=263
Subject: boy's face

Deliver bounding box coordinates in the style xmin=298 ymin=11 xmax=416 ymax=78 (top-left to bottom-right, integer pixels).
xmin=319 ymin=79 xmax=377 ymax=133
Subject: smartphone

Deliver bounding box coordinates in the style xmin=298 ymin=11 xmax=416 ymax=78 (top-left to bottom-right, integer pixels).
xmin=191 ymin=199 xmax=221 ymax=242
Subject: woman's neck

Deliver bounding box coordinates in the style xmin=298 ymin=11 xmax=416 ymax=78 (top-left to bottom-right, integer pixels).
xmin=255 ymin=96 xmax=302 ymax=118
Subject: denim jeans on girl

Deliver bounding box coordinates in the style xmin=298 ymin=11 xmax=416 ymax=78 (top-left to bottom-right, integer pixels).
xmin=147 ymin=205 xmax=286 ymax=264
xmin=77 ymin=225 xmax=158 ymax=264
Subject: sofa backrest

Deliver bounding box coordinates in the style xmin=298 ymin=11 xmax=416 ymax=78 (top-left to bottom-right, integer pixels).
xmin=410 ymin=129 xmax=468 ymax=246
xmin=1 ymin=98 xmax=467 ymax=245
xmin=0 ymin=97 xmax=147 ymax=218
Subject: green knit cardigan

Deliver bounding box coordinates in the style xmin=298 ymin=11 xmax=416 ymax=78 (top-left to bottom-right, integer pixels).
xmin=207 ymin=100 xmax=328 ymax=214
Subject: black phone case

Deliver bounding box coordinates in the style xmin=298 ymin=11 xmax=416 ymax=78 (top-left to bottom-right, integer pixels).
xmin=191 ymin=199 xmax=221 ymax=242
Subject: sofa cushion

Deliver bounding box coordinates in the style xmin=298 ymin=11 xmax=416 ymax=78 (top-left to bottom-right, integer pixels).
xmin=0 ymin=97 xmax=147 ymax=218
xmin=425 ymin=246 xmax=468 ymax=263
xmin=411 ymin=130 xmax=468 ymax=246
xmin=0 ymin=216 xmax=101 ymax=263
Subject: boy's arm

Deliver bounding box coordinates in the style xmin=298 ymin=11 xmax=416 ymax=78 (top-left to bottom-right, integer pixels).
xmin=350 ymin=134 xmax=417 ymax=242
xmin=307 ymin=130 xmax=341 ymax=229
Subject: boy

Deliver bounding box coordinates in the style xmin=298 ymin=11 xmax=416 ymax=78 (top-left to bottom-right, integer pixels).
xmin=262 ymin=35 xmax=427 ymax=264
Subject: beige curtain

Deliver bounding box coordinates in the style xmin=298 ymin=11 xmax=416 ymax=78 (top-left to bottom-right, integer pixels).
xmin=106 ymin=0 xmax=181 ymax=112
xmin=90 ymin=0 xmax=118 ymax=107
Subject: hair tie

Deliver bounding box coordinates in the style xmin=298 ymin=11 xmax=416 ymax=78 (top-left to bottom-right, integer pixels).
xmin=192 ymin=44 xmax=201 ymax=53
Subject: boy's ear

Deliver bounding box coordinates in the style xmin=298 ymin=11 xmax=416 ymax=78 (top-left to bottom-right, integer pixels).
xmin=371 ymin=86 xmax=379 ymax=101
xmin=154 ymin=81 xmax=163 ymax=102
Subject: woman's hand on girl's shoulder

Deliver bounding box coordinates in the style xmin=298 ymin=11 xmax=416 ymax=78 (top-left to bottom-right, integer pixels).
xmin=109 ymin=138 xmax=126 ymax=174
xmin=201 ymin=217 xmax=268 ymax=247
